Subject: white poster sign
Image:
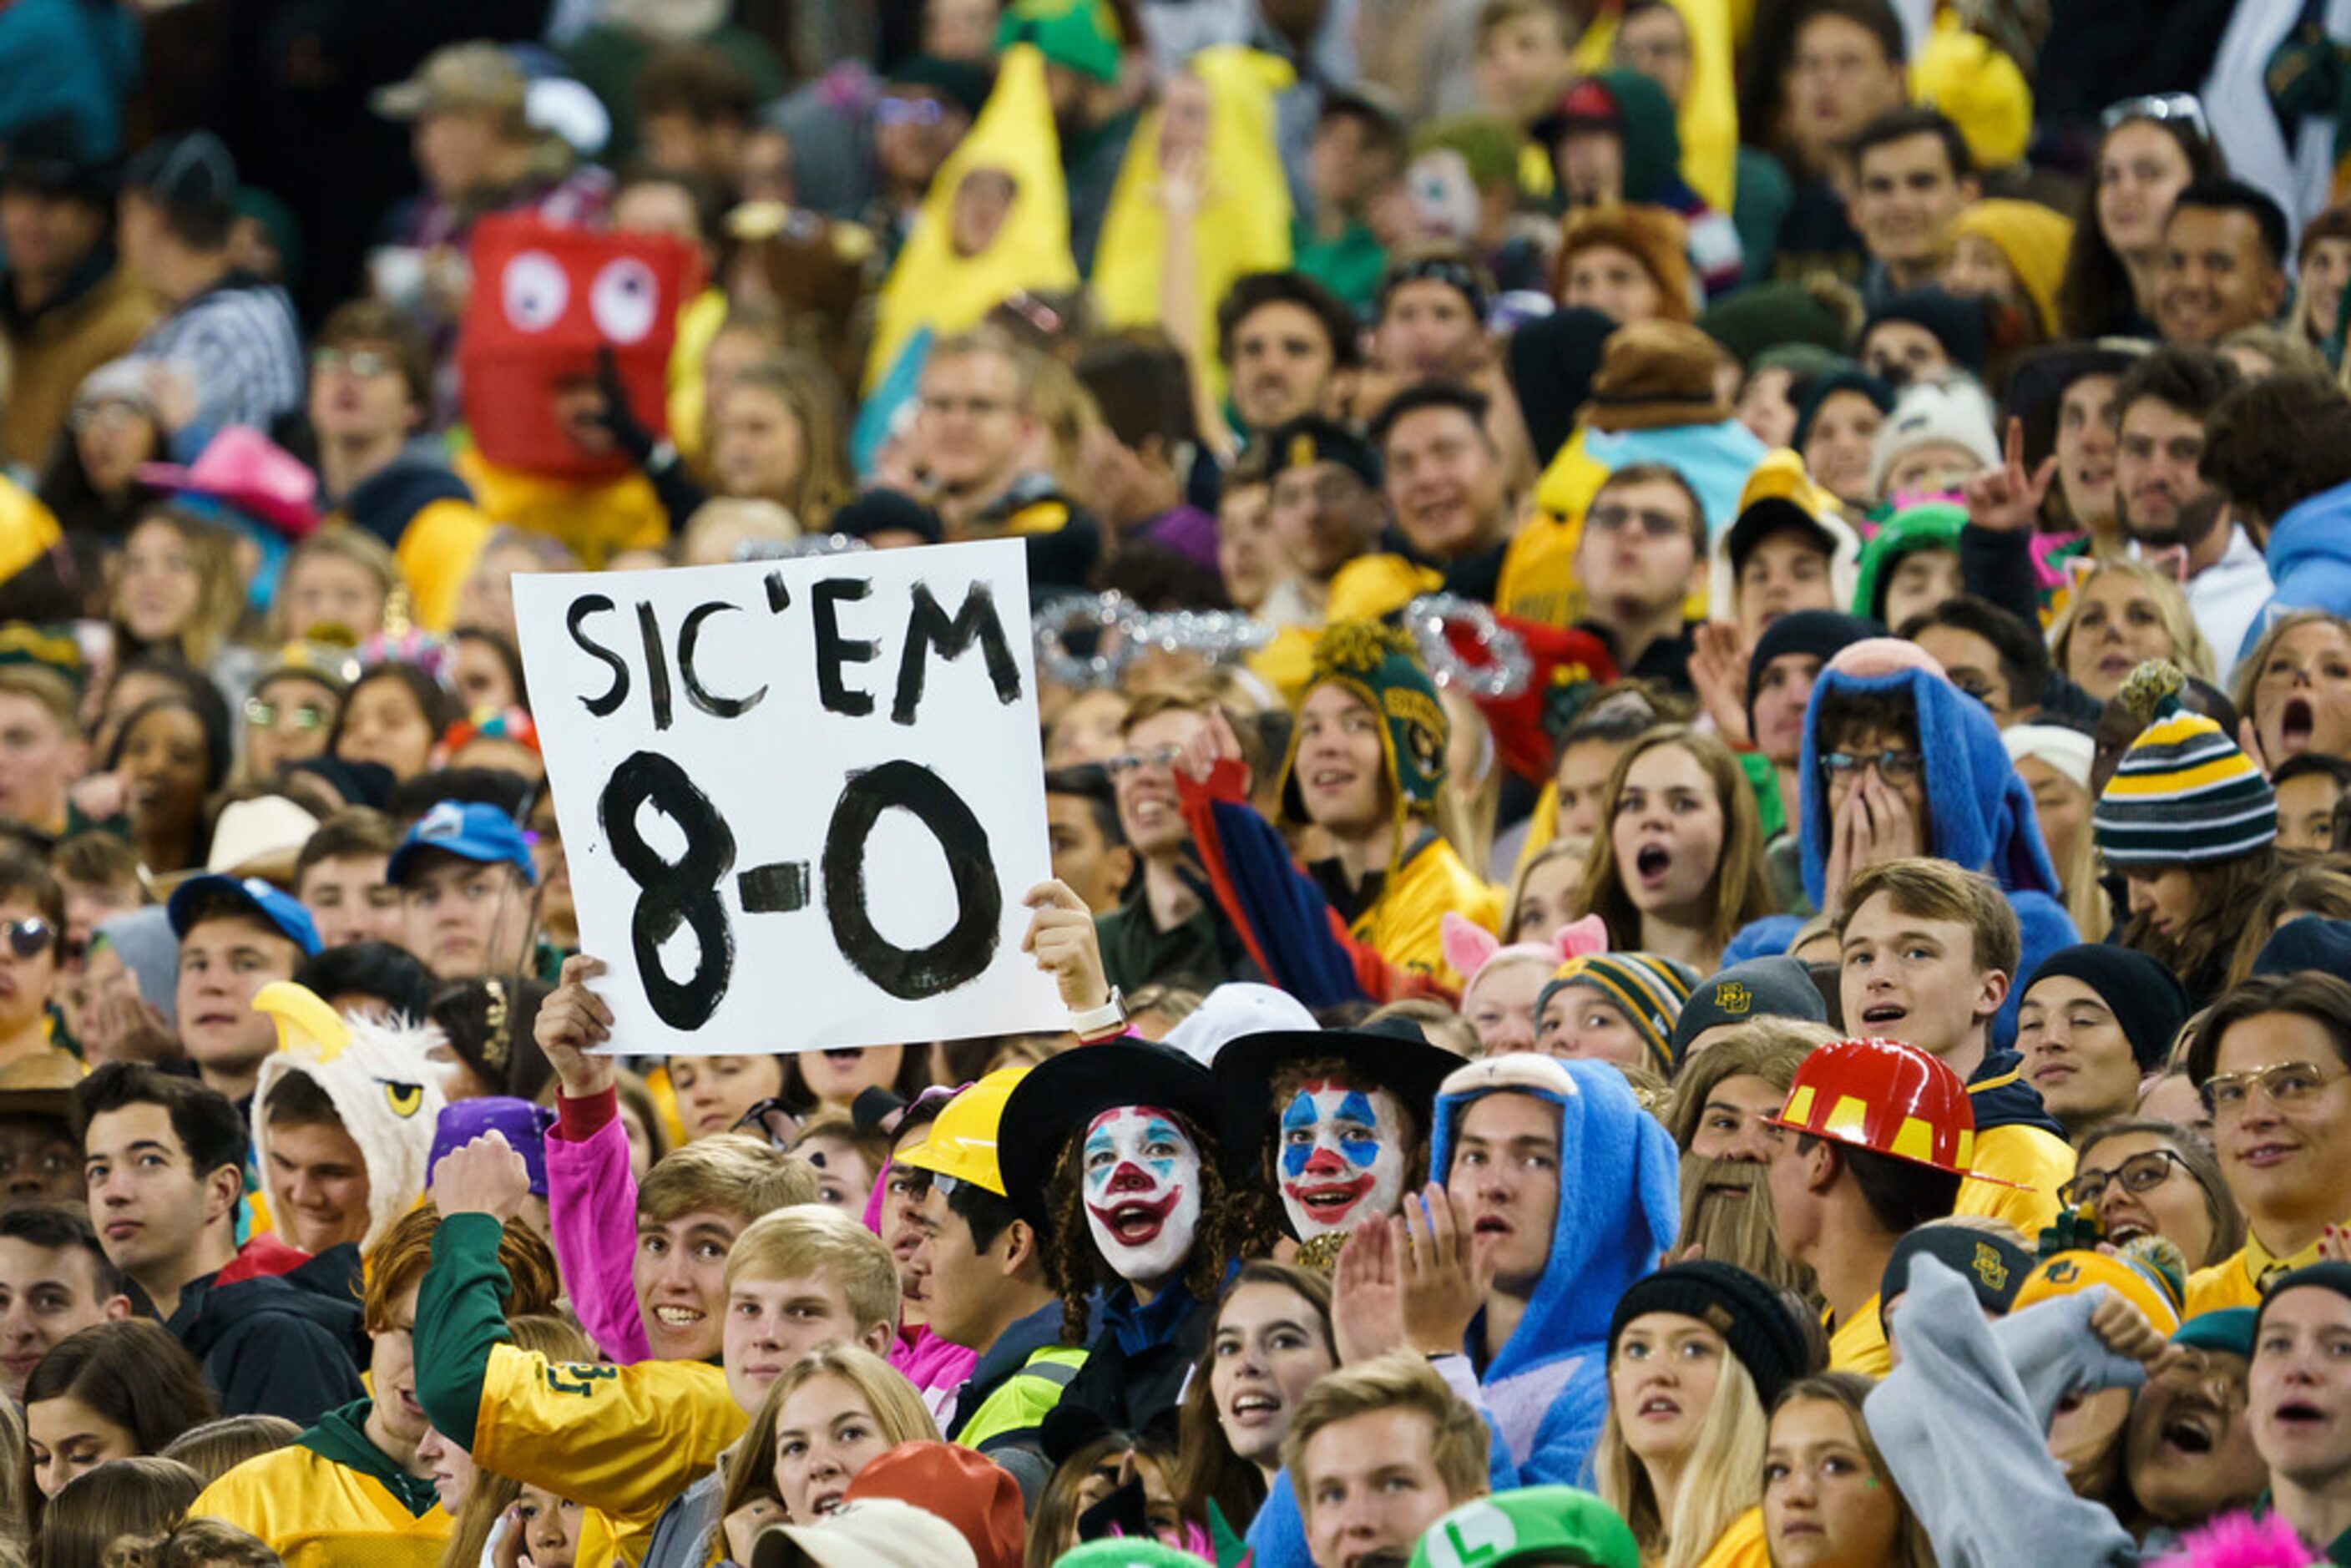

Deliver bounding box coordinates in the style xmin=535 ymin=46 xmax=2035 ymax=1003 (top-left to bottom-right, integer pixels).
xmin=513 ymin=539 xmax=1064 ymax=1054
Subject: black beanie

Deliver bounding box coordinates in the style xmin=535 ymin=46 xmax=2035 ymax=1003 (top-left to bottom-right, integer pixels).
xmin=2021 ymin=944 xmax=2192 ymax=1073
xmin=1607 ymin=1261 xmax=1814 ymax=1406
xmin=1862 ymin=287 xmax=1990 ymax=378
xmin=1745 ymin=609 xmax=1885 ymax=717
xmin=2256 ymin=1262 xmax=2351 ymax=1340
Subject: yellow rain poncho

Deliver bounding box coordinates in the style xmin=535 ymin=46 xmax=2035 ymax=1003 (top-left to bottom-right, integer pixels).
xmin=1092 ymin=46 xmax=1295 ymax=403
xmin=863 ymin=43 xmax=1079 ymax=392
xmin=1572 ymin=0 xmax=1738 ymax=215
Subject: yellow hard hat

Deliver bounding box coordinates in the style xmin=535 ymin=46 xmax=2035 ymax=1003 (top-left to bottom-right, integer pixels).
xmin=896 ymin=1067 xmax=1030 ymax=1196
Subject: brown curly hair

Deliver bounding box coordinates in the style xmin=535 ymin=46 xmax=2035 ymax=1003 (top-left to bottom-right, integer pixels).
xmin=1044 ymin=1107 xmax=1244 ymax=1344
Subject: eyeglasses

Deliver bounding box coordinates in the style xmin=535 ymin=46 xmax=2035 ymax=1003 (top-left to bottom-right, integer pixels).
xmin=876 ymin=95 xmax=947 ymax=128
xmin=2058 ymin=1147 xmax=2191 ymax=1208
xmin=2201 ymin=1060 xmax=2348 ymax=1119
xmin=1585 ymin=504 xmax=1691 ymax=540
xmin=1105 ymin=744 xmax=1185 ymax=777
xmin=1818 ymin=750 xmax=1925 ymax=785
xmin=2102 ymin=93 xmax=2211 ymax=144
xmin=244 ymin=695 xmax=332 ymax=731
xmin=0 ymin=918 xmax=55 ymax=960
xmin=313 ymin=346 xmax=394 ymax=380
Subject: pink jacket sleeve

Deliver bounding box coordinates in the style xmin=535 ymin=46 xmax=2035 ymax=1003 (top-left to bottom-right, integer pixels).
xmin=546 ymin=1090 xmax=652 ymax=1363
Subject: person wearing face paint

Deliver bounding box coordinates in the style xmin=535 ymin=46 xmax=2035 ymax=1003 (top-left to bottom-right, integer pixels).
xmin=1211 ymin=1021 xmax=1461 ymax=1269
xmin=998 ymin=1040 xmax=1241 ymax=1438
xmin=1178 ymin=620 xmax=1500 ymax=1000
xmin=891 ymin=1067 xmax=1085 ymax=1504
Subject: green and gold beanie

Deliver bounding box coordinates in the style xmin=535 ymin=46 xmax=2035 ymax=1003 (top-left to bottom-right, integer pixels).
xmin=2092 ymin=661 xmax=2276 ymax=867
xmin=1535 ymin=952 xmax=1700 ymax=1075
xmin=1280 ymin=620 xmax=1449 ymax=824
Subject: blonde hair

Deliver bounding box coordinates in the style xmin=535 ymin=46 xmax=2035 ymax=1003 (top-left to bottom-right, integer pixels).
xmin=717 ymin=1346 xmax=941 ymax=1536
xmin=1595 ymin=1336 xmax=1768 ymax=1568
xmin=270 ymin=528 xmax=399 ymax=641
xmin=714 ymin=354 xmax=852 ymax=529
xmin=440 ymin=1316 xmax=595 ymax=1568
xmin=2047 ymin=559 xmax=2216 ymax=691
xmin=1504 ymin=837 xmax=1588 ymax=944
xmin=1281 ymin=1353 xmax=1490 ymax=1516
xmin=723 ymin=1204 xmax=902 ymax=1338
xmin=639 ymin=1132 xmax=818 ymax=1227
xmin=157 ymin=1414 xmax=300 ymax=1485
xmin=1576 ymin=726 xmax=1772 ymax=964
xmin=1361 ymin=999 xmax=1482 ymax=1059
xmin=2230 ymin=609 xmax=2351 ymax=758
xmin=114 ymin=508 xmax=245 ymax=670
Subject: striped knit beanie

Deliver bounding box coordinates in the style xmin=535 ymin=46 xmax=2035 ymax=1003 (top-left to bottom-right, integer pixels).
xmin=1535 ymin=953 xmax=1700 ymax=1075
xmin=2092 ymin=663 xmax=2275 ymax=867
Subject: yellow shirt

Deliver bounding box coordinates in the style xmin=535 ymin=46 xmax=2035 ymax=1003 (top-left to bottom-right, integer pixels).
xmin=1958 ymin=1122 xmax=2075 ymax=1242
xmin=1360 ymin=835 xmax=1502 ymax=991
xmin=192 ymin=1447 xmax=451 ymax=1568
xmin=473 ymin=1344 xmax=746 ymax=1563
xmin=2187 ymin=1227 xmax=2335 ymax=1316
xmin=1695 ymin=1506 xmax=1772 ymax=1568
xmin=1825 ymin=1293 xmax=1893 ymax=1378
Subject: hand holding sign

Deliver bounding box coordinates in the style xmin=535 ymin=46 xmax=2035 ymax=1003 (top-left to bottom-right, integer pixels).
xmin=515 ymin=540 xmax=1063 ymax=1054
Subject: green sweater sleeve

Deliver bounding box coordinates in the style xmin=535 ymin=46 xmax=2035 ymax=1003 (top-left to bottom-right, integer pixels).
xmin=414 ymin=1211 xmax=514 ymax=1449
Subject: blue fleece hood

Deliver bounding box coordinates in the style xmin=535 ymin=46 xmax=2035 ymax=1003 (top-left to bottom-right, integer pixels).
xmin=1430 ymin=1057 xmax=1678 ymax=1381
xmin=2250 ymin=478 xmax=2351 ymax=661
xmin=1796 ymin=655 xmax=2061 ymax=910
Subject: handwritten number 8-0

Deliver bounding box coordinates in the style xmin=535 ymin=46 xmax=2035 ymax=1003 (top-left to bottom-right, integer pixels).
xmin=595 ymin=750 xmax=1005 ymax=1030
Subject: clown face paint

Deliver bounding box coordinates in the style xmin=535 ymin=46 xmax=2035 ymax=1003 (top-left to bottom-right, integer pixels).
xmin=1082 ymin=1106 xmax=1203 ymax=1284
xmin=1277 ymin=1080 xmax=1408 ymax=1242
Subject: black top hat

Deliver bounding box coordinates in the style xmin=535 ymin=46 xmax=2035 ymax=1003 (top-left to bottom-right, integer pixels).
xmin=997 ymin=1041 xmax=1221 ymax=1231
xmin=1210 ymin=1022 xmax=1464 ymax=1188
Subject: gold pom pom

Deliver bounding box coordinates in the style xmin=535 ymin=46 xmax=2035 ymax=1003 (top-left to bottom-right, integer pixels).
xmin=2116 ymin=660 xmax=2186 ymax=725
xmin=1313 ymin=620 xmax=1417 ymax=678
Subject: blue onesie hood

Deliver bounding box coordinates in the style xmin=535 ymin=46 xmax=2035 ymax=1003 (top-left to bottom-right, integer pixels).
xmin=1428 ymin=1056 xmax=1677 ymax=1485
xmin=2252 ymin=478 xmax=2351 ymax=660
xmin=1795 ymin=652 xmax=2061 ymax=910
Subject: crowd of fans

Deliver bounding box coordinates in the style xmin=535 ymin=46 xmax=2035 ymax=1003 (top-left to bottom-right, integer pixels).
xmin=7 ymin=0 xmax=2351 ymax=1565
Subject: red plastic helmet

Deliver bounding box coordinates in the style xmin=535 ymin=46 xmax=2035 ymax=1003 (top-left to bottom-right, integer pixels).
xmin=1768 ymin=1037 xmax=1978 ymax=1176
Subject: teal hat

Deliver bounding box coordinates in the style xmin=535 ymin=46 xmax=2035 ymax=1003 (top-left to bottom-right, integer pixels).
xmin=2172 ymin=1307 xmax=2257 ymax=1359
xmin=999 ymin=0 xmax=1121 ymax=83
xmin=1279 ymin=620 xmax=1449 ymax=822
xmin=1411 ymin=1489 xmax=1641 ymax=1568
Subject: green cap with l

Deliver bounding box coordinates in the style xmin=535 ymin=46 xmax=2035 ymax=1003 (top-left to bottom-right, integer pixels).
xmin=1409 ymin=1489 xmax=1641 ymax=1568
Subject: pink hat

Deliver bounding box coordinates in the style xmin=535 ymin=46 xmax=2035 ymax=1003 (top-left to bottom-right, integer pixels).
xmin=1825 ymin=637 xmax=1946 ymax=682
xmin=139 ymin=425 xmax=321 ymax=538
xmin=1446 ymin=912 xmax=1609 ymax=1001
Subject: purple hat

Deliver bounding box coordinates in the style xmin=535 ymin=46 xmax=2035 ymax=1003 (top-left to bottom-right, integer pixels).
xmin=430 ymin=1097 xmax=554 ymax=1196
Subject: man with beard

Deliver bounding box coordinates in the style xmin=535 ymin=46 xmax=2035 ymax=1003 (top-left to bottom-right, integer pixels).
xmin=1663 ymin=1014 xmax=1828 ymax=1297
xmin=2111 ymin=348 xmax=2271 ymax=681
xmin=1215 ymin=271 xmax=1361 ymax=443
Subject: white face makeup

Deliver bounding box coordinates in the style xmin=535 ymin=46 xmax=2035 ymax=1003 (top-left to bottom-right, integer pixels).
xmin=1276 ymin=1078 xmax=1408 ymax=1242
xmin=1081 ymin=1105 xmax=1204 ymax=1283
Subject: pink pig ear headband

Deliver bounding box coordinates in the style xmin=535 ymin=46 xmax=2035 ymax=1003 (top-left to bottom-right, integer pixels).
xmin=1447 ymin=911 xmax=1609 ymax=999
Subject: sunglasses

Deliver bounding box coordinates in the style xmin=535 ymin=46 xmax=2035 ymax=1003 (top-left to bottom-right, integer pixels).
xmin=2101 ymin=93 xmax=2211 ymax=144
xmin=0 ymin=918 xmax=55 ymax=960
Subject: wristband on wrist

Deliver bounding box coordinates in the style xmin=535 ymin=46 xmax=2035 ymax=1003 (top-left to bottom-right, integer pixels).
xmin=1069 ymin=986 xmax=1125 ymax=1040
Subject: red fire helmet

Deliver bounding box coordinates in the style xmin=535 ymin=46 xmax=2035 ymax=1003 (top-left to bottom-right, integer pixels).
xmin=1768 ymin=1036 xmax=1978 ymax=1176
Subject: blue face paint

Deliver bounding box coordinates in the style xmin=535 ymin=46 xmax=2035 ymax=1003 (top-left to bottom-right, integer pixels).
xmin=1335 ymin=1090 xmax=1382 ymax=1168
xmin=1282 ymin=1090 xmax=1320 ymax=1178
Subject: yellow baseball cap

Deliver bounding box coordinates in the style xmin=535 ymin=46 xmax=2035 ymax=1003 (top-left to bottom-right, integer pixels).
xmin=894 ymin=1068 xmax=1030 ymax=1196
xmin=2012 ymin=1248 xmax=2182 ymax=1335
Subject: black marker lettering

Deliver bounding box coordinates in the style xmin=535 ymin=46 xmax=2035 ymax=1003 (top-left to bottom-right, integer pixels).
xmin=636 ymin=602 xmax=674 ymax=732
xmin=568 ymin=595 xmax=629 ymax=717
xmin=680 ymin=601 xmax=766 ymax=720
xmin=890 ymin=580 xmax=1023 ymax=726
xmin=822 ymin=761 xmax=999 ymax=999
xmin=766 ymin=571 xmax=791 ymax=615
xmin=813 ymin=577 xmax=878 ymax=717
xmin=599 ymin=751 xmax=736 ymax=1030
